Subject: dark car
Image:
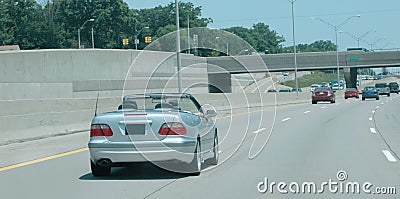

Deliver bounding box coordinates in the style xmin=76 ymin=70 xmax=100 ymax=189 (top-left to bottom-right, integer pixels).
xmin=312 ymin=87 xmax=335 ymax=104
xmin=291 ymin=88 xmax=302 ymax=92
xmin=344 ymin=88 xmax=359 ymax=99
xmin=362 ymin=86 xmax=379 ymax=101
xmin=375 ymin=83 xmax=390 ymax=96
xmin=388 ymin=82 xmax=399 ymax=94
xmin=279 ymin=88 xmax=291 ymax=92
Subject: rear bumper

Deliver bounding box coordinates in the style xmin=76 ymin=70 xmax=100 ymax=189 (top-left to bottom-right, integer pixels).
xmin=345 ymin=94 xmax=359 ymax=98
xmin=312 ymin=96 xmax=334 ymax=101
xmin=363 ymin=94 xmax=378 ymax=98
xmin=89 ymin=137 xmax=196 ymax=164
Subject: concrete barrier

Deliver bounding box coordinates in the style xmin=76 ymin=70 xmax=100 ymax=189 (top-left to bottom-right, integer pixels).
xmin=0 ymin=92 xmax=311 ymax=146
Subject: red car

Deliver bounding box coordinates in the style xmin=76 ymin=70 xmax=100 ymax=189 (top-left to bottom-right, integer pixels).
xmin=312 ymin=87 xmax=336 ymax=104
xmin=344 ymin=88 xmax=359 ymax=99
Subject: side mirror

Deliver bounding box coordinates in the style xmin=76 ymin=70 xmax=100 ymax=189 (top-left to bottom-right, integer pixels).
xmin=206 ymin=110 xmax=217 ymax=117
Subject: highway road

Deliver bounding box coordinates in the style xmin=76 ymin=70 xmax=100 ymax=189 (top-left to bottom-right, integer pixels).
xmin=1 ymin=93 xmax=400 ymax=198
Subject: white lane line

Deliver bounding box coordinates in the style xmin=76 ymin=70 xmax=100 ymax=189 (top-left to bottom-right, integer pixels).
xmin=381 ymin=102 xmax=384 ymax=105
xmin=304 ymin=111 xmax=311 ymax=114
xmin=321 ymin=106 xmax=327 ymax=109
xmin=369 ymin=117 xmax=373 ymax=121
xmin=382 ymin=150 xmax=397 ymax=162
xmin=370 ymin=128 xmax=377 ymax=134
xmin=372 ymin=110 xmax=375 ymax=113
xmin=376 ymin=106 xmax=380 ymax=109
xmin=252 ymin=128 xmax=266 ymax=134
xmin=281 ymin=118 xmax=291 ymax=122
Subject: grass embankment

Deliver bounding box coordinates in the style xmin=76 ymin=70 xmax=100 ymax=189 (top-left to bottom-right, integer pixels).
xmin=282 ymin=72 xmax=342 ymax=88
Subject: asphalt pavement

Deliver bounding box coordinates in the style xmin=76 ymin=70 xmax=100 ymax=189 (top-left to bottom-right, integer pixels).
xmin=1 ymin=92 xmax=400 ymax=199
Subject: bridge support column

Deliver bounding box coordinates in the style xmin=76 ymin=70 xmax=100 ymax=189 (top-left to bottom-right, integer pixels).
xmin=344 ymin=67 xmax=358 ymax=88
xmin=208 ymin=73 xmax=232 ymax=93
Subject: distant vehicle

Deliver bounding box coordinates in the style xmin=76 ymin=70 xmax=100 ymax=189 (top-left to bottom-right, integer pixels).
xmin=388 ymin=82 xmax=399 ymax=94
xmin=88 ymin=93 xmax=218 ymax=176
xmin=368 ymin=76 xmax=374 ymax=80
xmin=291 ymin=88 xmax=302 ymax=92
xmin=375 ymin=83 xmax=390 ymax=97
xmin=331 ymin=83 xmax=340 ymax=90
xmin=362 ymin=86 xmax=379 ymax=101
xmin=321 ymin=82 xmax=329 ymax=87
xmin=267 ymin=89 xmax=277 ymax=93
xmin=347 ymin=47 xmax=369 ymax=52
xmin=344 ymin=88 xmax=359 ymax=99
xmin=361 ymin=76 xmax=367 ymax=80
xmin=282 ymin=72 xmax=289 ymax=76
xmin=279 ymin=88 xmax=291 ymax=92
xmin=312 ymin=87 xmax=335 ymax=104
xmin=310 ymin=84 xmax=320 ymax=92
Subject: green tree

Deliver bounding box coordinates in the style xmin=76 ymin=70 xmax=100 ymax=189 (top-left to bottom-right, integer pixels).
xmin=284 ymin=40 xmax=337 ymax=53
xmin=223 ymin=23 xmax=285 ymax=54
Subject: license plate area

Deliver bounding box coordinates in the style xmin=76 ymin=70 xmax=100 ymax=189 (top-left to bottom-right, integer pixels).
xmin=125 ymin=124 xmax=146 ymax=135
xmin=319 ymin=92 xmax=324 ymax=95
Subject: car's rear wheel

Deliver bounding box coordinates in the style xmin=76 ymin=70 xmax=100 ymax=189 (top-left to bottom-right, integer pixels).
xmin=362 ymin=97 xmax=365 ymax=101
xmin=387 ymin=93 xmax=390 ymax=97
xmin=91 ymin=161 xmax=111 ymax=177
xmin=331 ymin=99 xmax=335 ymax=103
xmin=376 ymin=97 xmax=379 ymax=100
xmin=345 ymin=97 xmax=348 ymax=99
xmin=208 ymin=133 xmax=219 ymax=165
xmin=312 ymin=101 xmax=317 ymax=104
xmin=187 ymin=140 xmax=201 ymax=176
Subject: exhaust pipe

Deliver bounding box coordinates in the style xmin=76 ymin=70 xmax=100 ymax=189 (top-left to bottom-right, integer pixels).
xmin=96 ymin=159 xmax=112 ymax=167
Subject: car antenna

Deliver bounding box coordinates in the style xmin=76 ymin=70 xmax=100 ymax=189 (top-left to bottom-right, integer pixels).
xmin=94 ymin=92 xmax=100 ymax=117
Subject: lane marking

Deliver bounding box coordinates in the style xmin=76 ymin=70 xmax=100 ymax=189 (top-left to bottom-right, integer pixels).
xmin=252 ymin=128 xmax=267 ymax=134
xmin=376 ymin=106 xmax=380 ymax=109
xmin=381 ymin=103 xmax=384 ymax=105
xmin=369 ymin=117 xmax=373 ymax=121
xmin=281 ymin=118 xmax=291 ymax=122
xmin=372 ymin=110 xmax=375 ymax=113
xmin=304 ymin=111 xmax=311 ymax=114
xmin=0 ymin=148 xmax=88 ymax=172
xmin=321 ymin=106 xmax=327 ymax=109
xmin=382 ymin=150 xmax=397 ymax=162
xmin=370 ymin=128 xmax=377 ymax=134
xmin=1 ymin=106 xmax=280 ymax=172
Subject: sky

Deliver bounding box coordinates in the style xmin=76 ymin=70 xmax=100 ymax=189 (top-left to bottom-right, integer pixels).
xmin=125 ymin=0 xmax=400 ymax=51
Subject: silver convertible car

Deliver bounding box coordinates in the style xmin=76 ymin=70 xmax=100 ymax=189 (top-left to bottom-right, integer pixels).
xmin=88 ymin=93 xmax=218 ymax=176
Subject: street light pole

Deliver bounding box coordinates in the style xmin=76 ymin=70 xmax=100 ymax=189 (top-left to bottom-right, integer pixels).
xmin=288 ymin=0 xmax=298 ymax=95
xmin=175 ymin=0 xmax=182 ymax=93
xmin=339 ymin=30 xmax=375 ymax=48
xmin=311 ymin=15 xmax=360 ymax=88
xmin=91 ymin=28 xmax=94 ymax=48
xmin=78 ymin=18 xmax=94 ymax=49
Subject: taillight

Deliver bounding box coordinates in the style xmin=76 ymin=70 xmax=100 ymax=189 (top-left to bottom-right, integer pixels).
xmin=90 ymin=124 xmax=113 ymax=137
xmin=158 ymin=122 xmax=187 ymax=136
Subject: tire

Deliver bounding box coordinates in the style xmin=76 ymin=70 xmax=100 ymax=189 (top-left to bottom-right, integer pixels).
xmin=331 ymin=99 xmax=335 ymax=104
xmin=91 ymin=161 xmax=111 ymax=177
xmin=312 ymin=101 xmax=317 ymax=104
xmin=376 ymin=97 xmax=379 ymax=100
xmin=345 ymin=97 xmax=348 ymax=99
xmin=387 ymin=93 xmax=390 ymax=97
xmin=362 ymin=97 xmax=365 ymax=101
xmin=208 ymin=133 xmax=219 ymax=166
xmin=187 ymin=140 xmax=201 ymax=176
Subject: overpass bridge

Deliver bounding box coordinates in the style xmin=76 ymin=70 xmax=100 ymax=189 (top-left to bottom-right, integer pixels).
xmin=207 ymin=50 xmax=400 ymax=92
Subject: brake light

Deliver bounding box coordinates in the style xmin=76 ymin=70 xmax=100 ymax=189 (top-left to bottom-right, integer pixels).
xmin=90 ymin=124 xmax=113 ymax=137
xmin=158 ymin=122 xmax=187 ymax=136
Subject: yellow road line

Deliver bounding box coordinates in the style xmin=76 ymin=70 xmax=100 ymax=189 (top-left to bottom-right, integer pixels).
xmin=0 ymin=104 xmax=289 ymax=172
xmin=0 ymin=148 xmax=88 ymax=172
